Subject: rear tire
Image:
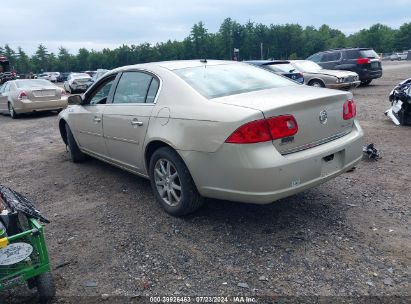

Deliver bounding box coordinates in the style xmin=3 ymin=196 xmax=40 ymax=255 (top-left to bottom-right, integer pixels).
xmin=149 ymin=147 xmax=204 ymax=216
xmin=65 ymin=124 xmax=86 ymax=162
xmin=35 ymin=272 xmax=56 ymax=304
xmin=8 ymin=102 xmax=18 ymax=119
xmin=361 ymin=79 xmax=372 ymax=86
xmin=308 ymin=79 xmax=325 ymax=88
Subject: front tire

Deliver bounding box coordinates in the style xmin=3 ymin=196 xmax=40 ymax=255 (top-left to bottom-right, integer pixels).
xmin=308 ymin=79 xmax=325 ymax=88
xmin=65 ymin=124 xmax=86 ymax=162
xmin=35 ymin=272 xmax=56 ymax=304
xmin=149 ymin=147 xmax=204 ymax=216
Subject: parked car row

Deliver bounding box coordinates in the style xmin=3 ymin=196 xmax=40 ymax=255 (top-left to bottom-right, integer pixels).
xmin=38 ymin=72 xmax=63 ymax=82
xmin=246 ymin=59 xmax=361 ymax=90
xmin=245 ymin=48 xmax=382 ymax=90
xmin=307 ymin=47 xmax=382 ymax=85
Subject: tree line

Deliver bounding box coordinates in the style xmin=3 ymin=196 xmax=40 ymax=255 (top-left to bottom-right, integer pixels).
xmin=2 ymin=19 xmax=410 ymax=74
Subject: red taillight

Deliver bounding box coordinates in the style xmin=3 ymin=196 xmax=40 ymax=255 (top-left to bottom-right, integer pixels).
xmin=357 ymin=58 xmax=370 ymax=65
xmin=343 ymin=99 xmax=356 ymax=120
xmin=267 ymin=115 xmax=299 ymax=139
xmin=61 ymin=89 xmax=67 ymax=96
xmin=225 ymin=119 xmax=272 ymax=144
xmin=226 ymin=115 xmax=299 ymax=144
xmin=18 ymin=91 xmax=28 ymax=100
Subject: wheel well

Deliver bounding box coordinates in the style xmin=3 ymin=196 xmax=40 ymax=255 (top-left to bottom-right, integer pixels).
xmin=145 ymin=141 xmax=174 ymax=172
xmin=59 ymin=119 xmax=68 ymax=145
xmin=308 ymin=79 xmax=325 ymax=86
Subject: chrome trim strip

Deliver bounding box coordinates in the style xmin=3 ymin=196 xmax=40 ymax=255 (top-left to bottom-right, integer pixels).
xmin=281 ymin=129 xmax=352 ymax=155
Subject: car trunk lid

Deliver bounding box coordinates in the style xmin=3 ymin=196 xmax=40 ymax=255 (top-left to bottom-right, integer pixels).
xmin=25 ymin=87 xmax=60 ymax=101
xmin=73 ymin=78 xmax=90 ymax=84
xmin=213 ymin=86 xmax=354 ymax=154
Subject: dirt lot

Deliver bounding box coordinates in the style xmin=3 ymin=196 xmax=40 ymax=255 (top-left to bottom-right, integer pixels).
xmin=0 ymin=61 xmax=410 ymax=303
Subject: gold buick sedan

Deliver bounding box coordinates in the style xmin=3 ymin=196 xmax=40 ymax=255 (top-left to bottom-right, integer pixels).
xmin=58 ymin=60 xmax=363 ymax=216
xmin=0 ymin=79 xmax=68 ymax=118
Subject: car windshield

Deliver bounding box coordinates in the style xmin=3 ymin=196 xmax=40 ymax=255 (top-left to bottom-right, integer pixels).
xmin=174 ymin=63 xmax=295 ymax=99
xmin=293 ymin=61 xmax=322 ymax=72
xmin=266 ymin=63 xmax=296 ymax=73
xmin=15 ymin=79 xmax=54 ymax=88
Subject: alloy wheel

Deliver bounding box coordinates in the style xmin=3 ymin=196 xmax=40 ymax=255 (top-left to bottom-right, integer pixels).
xmin=154 ymin=158 xmax=182 ymax=207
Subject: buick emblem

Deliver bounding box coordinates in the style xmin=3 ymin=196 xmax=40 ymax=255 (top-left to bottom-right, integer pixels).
xmin=319 ymin=110 xmax=328 ymax=124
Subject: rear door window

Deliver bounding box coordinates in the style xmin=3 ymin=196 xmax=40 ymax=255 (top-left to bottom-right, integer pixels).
xmin=112 ymin=72 xmax=155 ymax=104
xmin=345 ymin=50 xmax=360 ymax=59
xmin=146 ymin=78 xmax=160 ymax=103
xmin=322 ymin=52 xmax=341 ymax=62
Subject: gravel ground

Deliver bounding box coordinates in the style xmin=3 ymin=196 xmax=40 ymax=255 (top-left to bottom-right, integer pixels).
xmin=0 ymin=61 xmax=410 ymax=303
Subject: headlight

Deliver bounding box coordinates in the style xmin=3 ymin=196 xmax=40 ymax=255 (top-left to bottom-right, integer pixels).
xmin=336 ymin=78 xmax=344 ymax=83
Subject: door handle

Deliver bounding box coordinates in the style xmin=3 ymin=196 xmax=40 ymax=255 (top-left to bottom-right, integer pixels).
xmin=93 ymin=117 xmax=101 ymax=123
xmin=131 ymin=119 xmax=143 ymax=127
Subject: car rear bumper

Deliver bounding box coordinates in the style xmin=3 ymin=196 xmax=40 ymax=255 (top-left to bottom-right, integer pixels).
xmin=180 ymin=120 xmax=363 ymax=204
xmin=357 ymin=69 xmax=382 ymax=81
xmin=14 ymin=98 xmax=68 ymax=114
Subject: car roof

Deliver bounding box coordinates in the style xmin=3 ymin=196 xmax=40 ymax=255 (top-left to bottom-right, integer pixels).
xmin=320 ymin=47 xmax=373 ymax=53
xmin=245 ymin=60 xmax=291 ymax=65
xmin=110 ymin=59 xmax=235 ymax=73
xmin=71 ymin=73 xmax=90 ymax=76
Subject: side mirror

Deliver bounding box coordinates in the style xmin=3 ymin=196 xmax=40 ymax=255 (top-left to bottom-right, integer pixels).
xmin=67 ymin=95 xmax=83 ymax=105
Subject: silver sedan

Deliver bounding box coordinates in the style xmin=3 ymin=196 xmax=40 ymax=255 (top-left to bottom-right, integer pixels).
xmin=58 ymin=60 xmax=363 ymax=216
xmin=290 ymin=60 xmax=360 ymax=90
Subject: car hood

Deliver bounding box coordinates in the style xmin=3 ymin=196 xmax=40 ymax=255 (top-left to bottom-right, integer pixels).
xmin=308 ymin=69 xmax=358 ymax=78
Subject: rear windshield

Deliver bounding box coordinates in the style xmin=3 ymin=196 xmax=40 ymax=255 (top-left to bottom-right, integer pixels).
xmin=345 ymin=49 xmax=379 ymax=59
xmin=173 ymin=63 xmax=294 ymax=99
xmin=266 ymin=63 xmax=297 ymax=73
xmin=15 ymin=79 xmax=54 ymax=88
xmin=360 ymin=49 xmax=379 ymax=59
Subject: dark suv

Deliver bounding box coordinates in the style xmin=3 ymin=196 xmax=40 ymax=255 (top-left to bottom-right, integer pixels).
xmin=307 ymin=48 xmax=382 ymax=85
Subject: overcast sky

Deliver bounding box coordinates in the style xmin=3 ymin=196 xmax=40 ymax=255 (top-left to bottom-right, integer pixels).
xmin=1 ymin=0 xmax=410 ymax=55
